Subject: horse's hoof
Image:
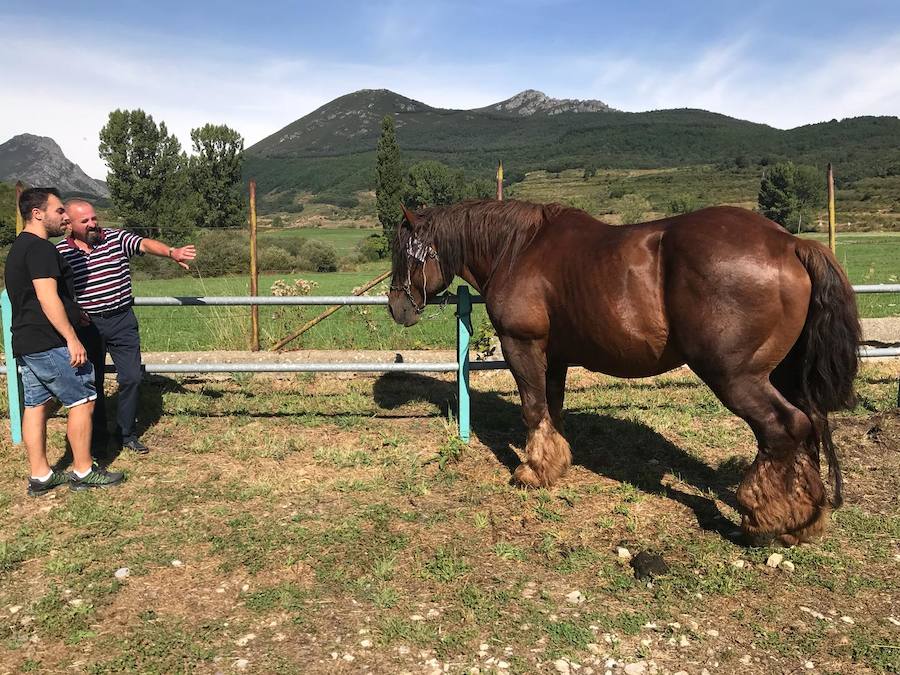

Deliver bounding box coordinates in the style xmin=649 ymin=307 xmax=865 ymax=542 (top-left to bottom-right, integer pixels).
xmin=512 ymin=463 xmax=543 ymax=488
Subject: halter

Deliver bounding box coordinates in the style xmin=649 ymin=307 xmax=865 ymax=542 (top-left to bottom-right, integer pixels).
xmin=390 ymin=236 xmax=439 ymax=314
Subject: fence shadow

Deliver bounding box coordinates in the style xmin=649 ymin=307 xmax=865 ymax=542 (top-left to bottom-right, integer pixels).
xmin=372 ymin=372 xmax=747 ymax=541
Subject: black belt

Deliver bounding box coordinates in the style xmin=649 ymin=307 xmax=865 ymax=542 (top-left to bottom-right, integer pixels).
xmin=88 ymin=304 xmax=132 ymax=319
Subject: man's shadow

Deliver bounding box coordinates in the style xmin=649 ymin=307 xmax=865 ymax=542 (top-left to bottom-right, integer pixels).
xmin=372 ymin=373 xmax=748 ymax=541
xmin=52 ymin=373 xmax=185 ymax=469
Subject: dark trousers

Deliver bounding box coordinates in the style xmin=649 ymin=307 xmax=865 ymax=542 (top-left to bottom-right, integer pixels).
xmin=78 ymin=308 xmax=143 ymax=444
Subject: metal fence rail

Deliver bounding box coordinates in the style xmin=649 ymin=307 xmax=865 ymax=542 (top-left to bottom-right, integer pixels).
xmin=2 ymin=284 xmax=898 ymax=444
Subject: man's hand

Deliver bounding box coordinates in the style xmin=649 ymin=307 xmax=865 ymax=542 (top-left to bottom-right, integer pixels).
xmin=170 ymin=245 xmax=197 ymax=270
xmin=67 ymin=338 xmax=88 ymax=367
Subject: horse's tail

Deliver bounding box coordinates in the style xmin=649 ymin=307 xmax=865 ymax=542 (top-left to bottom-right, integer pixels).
xmin=793 ymin=239 xmax=861 ymax=508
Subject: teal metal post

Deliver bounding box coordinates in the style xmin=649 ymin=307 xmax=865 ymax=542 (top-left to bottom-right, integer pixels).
xmin=456 ymin=285 xmax=472 ymax=442
xmin=1 ymin=290 xmax=24 ymax=444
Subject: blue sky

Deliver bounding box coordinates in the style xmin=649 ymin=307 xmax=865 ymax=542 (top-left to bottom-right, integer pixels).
xmin=2 ymin=0 xmax=899 ymax=177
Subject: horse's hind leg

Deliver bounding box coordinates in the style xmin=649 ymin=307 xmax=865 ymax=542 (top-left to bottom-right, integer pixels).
xmin=699 ymin=372 xmax=828 ymax=545
xmin=500 ymin=337 xmax=572 ymax=488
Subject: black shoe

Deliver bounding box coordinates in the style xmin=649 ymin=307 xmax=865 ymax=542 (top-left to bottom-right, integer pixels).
xmin=122 ymin=439 xmax=149 ymax=455
xmin=69 ymin=464 xmax=126 ymax=491
xmin=27 ymin=471 xmax=69 ymax=497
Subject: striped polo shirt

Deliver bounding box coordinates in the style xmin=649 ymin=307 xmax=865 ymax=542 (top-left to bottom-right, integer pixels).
xmin=56 ymin=228 xmax=144 ymax=314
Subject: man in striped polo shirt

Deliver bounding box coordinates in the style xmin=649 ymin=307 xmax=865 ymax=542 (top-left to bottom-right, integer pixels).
xmin=58 ymin=199 xmax=196 ymax=455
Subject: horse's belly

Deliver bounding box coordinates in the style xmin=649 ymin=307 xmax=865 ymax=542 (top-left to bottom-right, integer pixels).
xmin=554 ymin=330 xmax=684 ymax=378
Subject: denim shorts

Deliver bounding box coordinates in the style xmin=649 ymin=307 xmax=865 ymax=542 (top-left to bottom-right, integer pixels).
xmin=18 ymin=346 xmax=97 ymax=408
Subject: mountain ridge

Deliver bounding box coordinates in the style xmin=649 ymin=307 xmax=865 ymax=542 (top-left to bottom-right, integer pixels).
xmin=0 ymin=134 xmax=109 ymax=198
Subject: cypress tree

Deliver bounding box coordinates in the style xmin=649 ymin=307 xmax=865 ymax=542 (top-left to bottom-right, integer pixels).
xmin=375 ymin=115 xmax=403 ymax=246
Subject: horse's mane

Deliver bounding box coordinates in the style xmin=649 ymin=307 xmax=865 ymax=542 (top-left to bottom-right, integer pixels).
xmin=409 ymin=199 xmax=569 ymax=278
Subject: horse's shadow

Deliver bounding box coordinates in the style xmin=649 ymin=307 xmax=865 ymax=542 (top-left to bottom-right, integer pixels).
xmin=372 ymin=372 xmax=748 ymax=542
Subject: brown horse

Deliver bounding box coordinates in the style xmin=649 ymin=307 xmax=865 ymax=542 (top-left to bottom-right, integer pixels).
xmin=387 ymin=199 xmax=860 ymax=545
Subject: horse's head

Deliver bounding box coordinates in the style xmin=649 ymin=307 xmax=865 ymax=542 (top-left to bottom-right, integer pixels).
xmin=387 ymin=205 xmax=451 ymax=327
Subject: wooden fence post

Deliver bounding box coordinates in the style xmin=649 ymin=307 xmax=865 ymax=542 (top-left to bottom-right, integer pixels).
xmin=827 ymin=163 xmax=836 ymax=254
xmin=15 ymin=181 xmax=24 ymax=235
xmin=249 ymin=180 xmax=260 ymax=351
xmin=496 ymin=161 xmax=503 ymax=201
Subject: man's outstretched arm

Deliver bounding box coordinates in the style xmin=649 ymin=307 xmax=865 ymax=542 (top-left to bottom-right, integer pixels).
xmin=139 ymin=239 xmax=197 ymax=270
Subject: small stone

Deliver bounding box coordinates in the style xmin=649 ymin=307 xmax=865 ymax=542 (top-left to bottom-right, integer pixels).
xmin=480 ymin=643 xmax=490 ymax=652
xmin=272 ymin=633 xmax=286 ymax=642
xmin=114 ymin=567 xmax=130 ymax=579
xmin=779 ymin=561 xmax=795 ymax=573
xmin=427 ymin=608 xmax=441 ymax=618
xmin=235 ymin=633 xmax=256 ymax=646
xmin=171 ymin=559 xmax=184 ymax=567
xmin=805 ymin=661 xmax=814 ymax=669
xmin=216 ymin=587 xmax=225 ymax=594
xmin=241 ymin=583 xmax=250 ymax=592
xmin=624 ymin=662 xmax=647 ymax=675
xmin=554 ymin=659 xmax=571 ymax=674
xmin=731 ymin=559 xmax=746 ymax=569
xmin=233 ymin=659 xmax=249 ymax=671
xmin=68 ymin=599 xmax=84 ymax=607
xmin=674 ymin=672 xmax=689 ymax=675
xmin=497 ymin=662 xmax=509 ymax=669
xmin=9 ymin=605 xmax=22 ymax=614
xmin=766 ymin=553 xmax=784 ymax=568
xmin=678 ymin=635 xmax=690 ymax=648
xmin=566 ymin=590 xmax=585 ymax=604
xmin=587 ymin=643 xmax=602 ymax=655
xmin=740 ymin=655 xmax=752 ymax=665
xmin=706 ymin=629 xmax=719 ymax=637
xmin=360 ymin=639 xmax=373 ymax=648
xmin=640 ymin=638 xmax=652 ymax=647
xmin=616 ymin=547 xmax=632 ymax=561
xmin=410 ymin=614 xmax=425 ymax=621
xmin=342 ymin=653 xmax=355 ymax=662
xmin=888 ymin=617 xmax=900 ymax=627
xmin=840 ymin=616 xmax=855 ymax=625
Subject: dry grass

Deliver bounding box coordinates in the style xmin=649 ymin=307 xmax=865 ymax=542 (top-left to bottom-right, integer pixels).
xmin=0 ymin=363 xmax=898 ymax=673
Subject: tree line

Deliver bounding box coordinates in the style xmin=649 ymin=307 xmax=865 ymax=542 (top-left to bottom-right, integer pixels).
xmin=99 ymin=110 xmax=245 ymax=243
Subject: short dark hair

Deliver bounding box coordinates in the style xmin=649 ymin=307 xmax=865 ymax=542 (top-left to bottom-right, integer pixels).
xmin=19 ymin=187 xmax=62 ymax=222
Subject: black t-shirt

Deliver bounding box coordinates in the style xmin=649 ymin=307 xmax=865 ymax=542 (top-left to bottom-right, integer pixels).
xmin=4 ymin=232 xmax=83 ymax=357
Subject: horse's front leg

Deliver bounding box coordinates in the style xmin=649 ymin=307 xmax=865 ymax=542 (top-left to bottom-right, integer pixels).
xmin=500 ymin=337 xmax=572 ymax=488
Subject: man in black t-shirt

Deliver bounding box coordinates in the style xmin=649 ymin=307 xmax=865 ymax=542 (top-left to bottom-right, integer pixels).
xmin=4 ymin=188 xmax=124 ymax=495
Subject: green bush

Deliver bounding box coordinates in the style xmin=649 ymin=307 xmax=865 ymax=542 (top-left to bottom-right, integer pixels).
xmin=357 ymin=234 xmax=389 ymax=261
xmin=258 ymin=245 xmax=296 ymax=271
xmin=300 ymin=240 xmax=338 ymax=272
xmin=193 ymin=230 xmax=250 ymax=276
xmin=668 ymin=194 xmax=705 ymax=215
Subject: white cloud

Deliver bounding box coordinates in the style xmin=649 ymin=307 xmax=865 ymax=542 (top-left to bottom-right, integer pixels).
xmin=2 ymin=20 xmax=898 ymax=180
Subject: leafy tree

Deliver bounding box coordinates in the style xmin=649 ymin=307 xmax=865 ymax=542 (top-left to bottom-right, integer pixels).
xmin=0 ymin=182 xmax=17 ymax=246
xmin=189 ymin=124 xmax=245 ymax=230
xmin=618 ymin=194 xmax=651 ymax=224
xmin=583 ymin=164 xmax=597 ymax=181
xmin=669 ymin=194 xmax=705 ymax=215
xmin=375 ymin=115 xmax=403 ymax=245
xmin=758 ymin=162 xmax=824 ymax=230
xmin=404 ymin=161 xmax=462 ymax=208
xmin=99 ymin=109 xmax=195 ymax=242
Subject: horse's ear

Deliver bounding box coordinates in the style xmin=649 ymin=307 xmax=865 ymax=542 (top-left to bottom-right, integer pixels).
xmin=400 ymin=203 xmax=417 ymax=228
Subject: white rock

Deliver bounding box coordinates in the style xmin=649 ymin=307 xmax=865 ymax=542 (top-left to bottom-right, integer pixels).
xmin=241 ymin=584 xmax=250 ymax=592
xmin=171 ymin=559 xmax=184 ymax=567
xmin=410 ymin=614 xmax=425 ymax=621
xmin=497 ymin=662 xmax=509 ymax=669
xmin=840 ymin=616 xmax=855 ymax=624
xmin=766 ymin=553 xmax=784 ymax=568
xmin=360 ymin=639 xmax=373 ymax=648
xmin=706 ymin=629 xmax=719 ymax=637
xmin=678 ymin=635 xmax=690 ymax=648
xmin=342 ymin=653 xmax=355 ymax=662
xmin=731 ymin=559 xmax=746 ymax=569
xmin=888 ymin=617 xmax=900 ymax=627
xmin=480 ymin=643 xmax=490 ymax=652
xmin=114 ymin=567 xmax=130 ymax=579
xmin=640 ymin=638 xmax=652 ymax=648
xmin=566 ymin=590 xmax=585 ymax=605
xmin=616 ymin=547 xmax=632 ymax=561
xmin=740 ymin=655 xmax=752 ymax=665
xmin=233 ymin=659 xmax=249 ymax=671
xmin=779 ymin=561 xmax=795 ymax=573
xmin=272 ymin=633 xmax=286 ymax=642
xmin=68 ymin=599 xmax=84 ymax=607
xmin=235 ymin=633 xmax=256 ymax=646
xmin=8 ymin=605 xmax=21 ymax=614
xmin=674 ymin=672 xmax=689 ymax=675
xmin=587 ymin=643 xmax=602 ymax=655
xmin=216 ymin=587 xmax=226 ymax=594
xmin=554 ymin=659 xmax=571 ymax=674
xmin=624 ymin=662 xmax=647 ymax=675
xmin=805 ymin=661 xmax=814 ymax=669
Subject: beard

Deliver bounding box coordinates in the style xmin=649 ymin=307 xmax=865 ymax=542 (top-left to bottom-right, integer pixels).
xmin=47 ymin=220 xmax=69 ymax=237
xmin=86 ymin=228 xmax=102 ymax=245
